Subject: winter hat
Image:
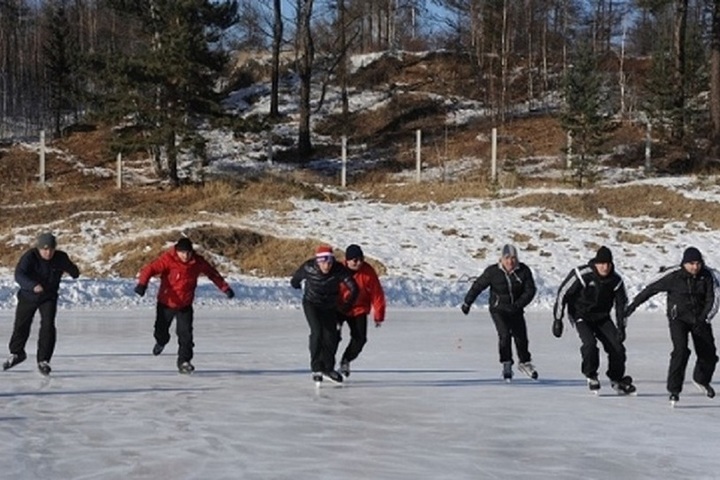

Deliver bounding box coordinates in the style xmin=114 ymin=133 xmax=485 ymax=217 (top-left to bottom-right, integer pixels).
xmin=681 ymin=246 xmax=703 ymax=264
xmin=345 ymin=244 xmax=364 ymax=261
xmin=501 ymin=244 xmax=518 ymax=258
xmin=594 ymin=246 xmax=613 ymax=264
xmin=175 ymin=238 xmax=194 ymax=252
xmin=315 ymin=245 xmax=334 ymax=261
xmin=36 ymin=232 xmax=56 ymax=249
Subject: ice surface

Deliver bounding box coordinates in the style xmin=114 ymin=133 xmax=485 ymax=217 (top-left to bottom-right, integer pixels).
xmin=1 ymin=309 xmax=719 ymax=480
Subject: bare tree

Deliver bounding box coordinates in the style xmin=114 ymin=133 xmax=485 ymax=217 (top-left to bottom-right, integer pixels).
xmin=711 ymin=0 xmax=720 ymax=149
xmin=672 ymin=0 xmax=688 ymax=140
xmin=270 ymin=0 xmax=283 ymax=118
xmin=297 ymin=0 xmax=314 ymax=158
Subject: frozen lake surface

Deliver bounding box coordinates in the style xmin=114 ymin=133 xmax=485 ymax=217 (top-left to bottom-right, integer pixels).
xmin=1 ymin=308 xmax=719 ymax=479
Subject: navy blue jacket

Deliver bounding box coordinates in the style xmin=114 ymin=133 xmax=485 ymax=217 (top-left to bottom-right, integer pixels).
xmin=15 ymin=248 xmax=80 ymax=303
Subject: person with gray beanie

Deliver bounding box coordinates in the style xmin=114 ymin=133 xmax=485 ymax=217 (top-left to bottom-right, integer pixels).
xmin=461 ymin=244 xmax=538 ymax=381
xmin=553 ymin=246 xmax=635 ymax=395
xmin=3 ymin=232 xmax=80 ymax=375
xmin=625 ymin=247 xmax=719 ymax=406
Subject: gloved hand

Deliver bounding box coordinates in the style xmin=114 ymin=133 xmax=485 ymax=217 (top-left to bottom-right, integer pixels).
xmin=624 ymin=303 xmax=636 ymax=319
xmin=134 ymin=284 xmax=147 ymax=297
xmin=461 ymin=303 xmax=470 ymax=315
xmin=374 ymin=320 xmax=383 ymax=328
xmin=225 ymin=288 xmax=235 ymax=299
xmin=552 ymin=318 xmax=563 ymax=338
xmin=617 ymin=324 xmax=626 ymax=343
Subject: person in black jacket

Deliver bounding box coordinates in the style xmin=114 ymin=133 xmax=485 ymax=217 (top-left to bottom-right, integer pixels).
xmin=461 ymin=244 xmax=538 ymax=381
xmin=625 ymin=247 xmax=718 ymax=405
xmin=553 ymin=246 xmax=635 ymax=394
xmin=291 ymin=245 xmax=358 ymax=384
xmin=3 ymin=233 xmax=80 ymax=375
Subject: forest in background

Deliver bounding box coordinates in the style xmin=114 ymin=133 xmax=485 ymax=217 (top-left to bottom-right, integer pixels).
xmin=1 ymin=0 xmax=719 ymax=186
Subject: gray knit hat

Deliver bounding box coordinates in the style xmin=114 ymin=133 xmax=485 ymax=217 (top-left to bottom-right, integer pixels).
xmin=36 ymin=232 xmax=57 ymax=249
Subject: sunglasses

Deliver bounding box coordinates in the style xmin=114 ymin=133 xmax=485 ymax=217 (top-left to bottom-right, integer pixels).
xmin=316 ymin=255 xmax=334 ymax=264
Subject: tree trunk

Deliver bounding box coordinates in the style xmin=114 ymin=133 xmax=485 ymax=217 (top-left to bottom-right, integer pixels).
xmin=270 ymin=0 xmax=283 ymax=119
xmin=672 ymin=0 xmax=688 ymax=141
xmin=710 ymin=0 xmax=720 ymax=149
xmin=297 ymin=0 xmax=314 ymax=159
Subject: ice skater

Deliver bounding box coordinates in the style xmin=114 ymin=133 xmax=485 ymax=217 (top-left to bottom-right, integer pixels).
xmin=625 ymin=247 xmax=718 ymax=406
xmin=291 ymin=245 xmax=358 ymax=385
xmin=461 ymin=244 xmax=538 ymax=381
xmin=134 ymin=237 xmax=235 ymax=374
xmin=552 ymin=246 xmax=635 ymax=395
xmin=337 ymin=244 xmax=386 ymax=378
xmin=3 ymin=232 xmax=80 ymax=375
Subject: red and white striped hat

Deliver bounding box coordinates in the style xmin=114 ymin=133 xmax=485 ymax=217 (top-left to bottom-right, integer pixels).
xmin=315 ymin=244 xmax=334 ymax=260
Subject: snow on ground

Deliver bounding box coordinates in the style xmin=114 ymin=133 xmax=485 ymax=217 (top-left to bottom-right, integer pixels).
xmin=2 ymin=309 xmax=719 ymax=480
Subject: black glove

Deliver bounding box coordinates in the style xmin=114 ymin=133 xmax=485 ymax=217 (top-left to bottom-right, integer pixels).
xmin=134 ymin=284 xmax=146 ymax=297
xmin=374 ymin=320 xmax=382 ymax=328
xmin=617 ymin=324 xmax=626 ymax=343
xmin=225 ymin=288 xmax=235 ymax=299
xmin=552 ymin=318 xmax=563 ymax=338
xmin=461 ymin=303 xmax=470 ymax=315
xmin=624 ymin=303 xmax=636 ymax=318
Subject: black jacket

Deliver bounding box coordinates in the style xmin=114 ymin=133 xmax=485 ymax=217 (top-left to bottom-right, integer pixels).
xmin=464 ymin=262 xmax=536 ymax=314
xmin=290 ymin=259 xmax=359 ymax=311
xmin=15 ymin=248 xmax=80 ymax=303
xmin=629 ymin=266 xmax=716 ymax=325
xmin=554 ymin=262 xmax=628 ymax=326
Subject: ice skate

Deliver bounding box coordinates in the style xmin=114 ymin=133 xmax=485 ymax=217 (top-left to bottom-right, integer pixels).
xmin=322 ymin=370 xmax=344 ymax=384
xmin=312 ymin=372 xmax=323 ymax=386
xmin=502 ymin=361 xmax=513 ymax=382
xmin=3 ymin=352 xmax=26 ymax=371
xmin=37 ymin=361 xmax=52 ymax=376
xmin=611 ymin=376 xmax=636 ymax=395
xmin=518 ymin=362 xmax=538 ymax=380
xmin=340 ymin=359 xmax=350 ymax=378
xmin=693 ymin=381 xmax=716 ymax=399
xmin=152 ymin=343 xmax=165 ymax=356
xmin=586 ymin=375 xmax=601 ymax=394
xmin=669 ymin=392 xmax=680 ymax=407
xmin=178 ymin=361 xmax=195 ymax=374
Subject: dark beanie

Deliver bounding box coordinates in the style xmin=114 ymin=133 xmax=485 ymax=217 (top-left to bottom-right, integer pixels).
xmin=594 ymin=246 xmax=613 ymax=264
xmin=681 ymin=247 xmax=703 ymax=264
xmin=36 ymin=232 xmax=57 ymax=249
xmin=175 ymin=238 xmax=193 ymax=252
xmin=345 ymin=244 xmax=364 ymax=261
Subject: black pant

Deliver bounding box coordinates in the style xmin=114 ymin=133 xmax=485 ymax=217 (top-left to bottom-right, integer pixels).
xmin=154 ymin=304 xmax=194 ymax=365
xmin=490 ymin=311 xmax=531 ymax=364
xmin=303 ymin=301 xmax=340 ymax=373
xmin=339 ymin=313 xmax=368 ymax=364
xmin=667 ymin=319 xmax=718 ymax=394
xmin=9 ymin=295 xmax=58 ymax=363
xmin=575 ymin=318 xmax=626 ymax=381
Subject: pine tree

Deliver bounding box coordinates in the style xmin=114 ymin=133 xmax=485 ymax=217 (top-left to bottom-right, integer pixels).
xmin=560 ymin=43 xmax=609 ymax=188
xmin=93 ymin=0 xmax=238 ymax=185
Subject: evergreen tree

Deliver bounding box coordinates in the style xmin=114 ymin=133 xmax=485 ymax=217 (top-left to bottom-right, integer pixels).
xmin=560 ymin=43 xmax=609 ymax=188
xmin=43 ymin=0 xmax=79 ymax=138
xmin=93 ymin=0 xmax=238 ymax=185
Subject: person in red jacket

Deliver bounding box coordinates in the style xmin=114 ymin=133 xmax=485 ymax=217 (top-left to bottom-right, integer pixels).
xmin=134 ymin=237 xmax=234 ymax=374
xmin=338 ymin=244 xmax=386 ymax=377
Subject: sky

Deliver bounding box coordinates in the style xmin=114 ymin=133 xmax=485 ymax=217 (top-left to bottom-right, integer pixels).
xmin=3 ymin=49 xmax=720 ymax=478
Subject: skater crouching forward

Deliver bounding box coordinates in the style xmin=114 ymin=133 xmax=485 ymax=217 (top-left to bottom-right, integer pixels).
xmin=291 ymin=245 xmax=358 ymax=384
xmin=337 ymin=244 xmax=386 ymax=378
xmin=553 ymin=246 xmax=635 ymax=395
xmin=3 ymin=233 xmax=80 ymax=376
xmin=625 ymin=247 xmax=719 ymax=405
xmin=134 ymin=237 xmax=235 ymax=374
xmin=461 ymin=244 xmax=538 ymax=381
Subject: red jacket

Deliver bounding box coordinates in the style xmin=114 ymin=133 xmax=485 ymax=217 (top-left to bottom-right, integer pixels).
xmin=137 ymin=247 xmax=231 ymax=309
xmin=340 ymin=261 xmax=386 ymax=323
